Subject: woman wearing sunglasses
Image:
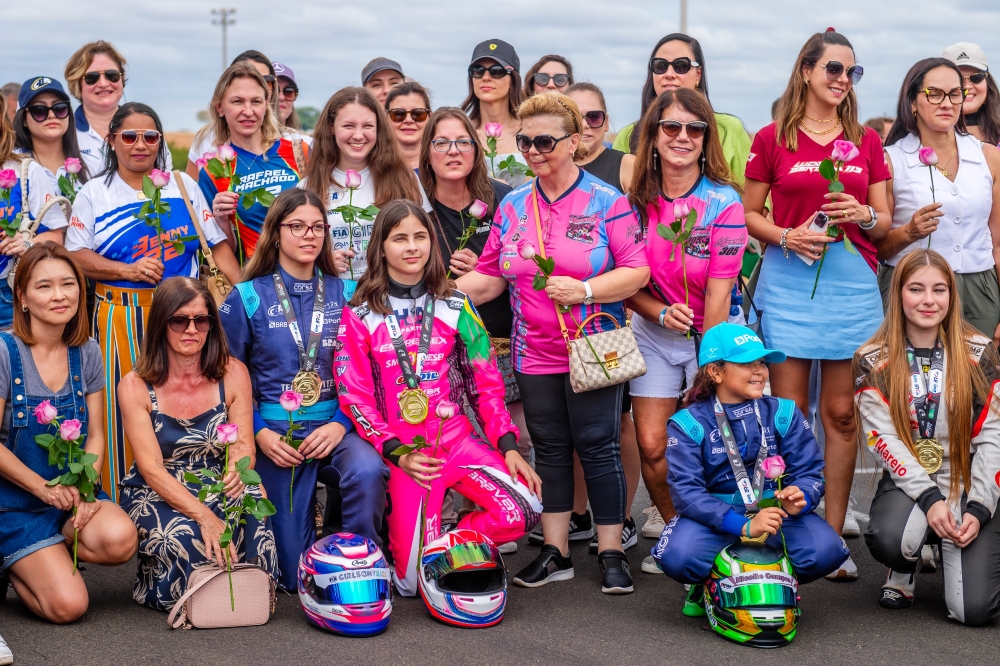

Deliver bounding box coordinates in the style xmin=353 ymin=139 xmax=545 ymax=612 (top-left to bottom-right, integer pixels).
xmin=272 ymin=61 xmax=312 ymax=145
xmin=386 ymin=81 xmax=432 ymax=171
xmin=457 ymin=92 xmax=649 ymax=594
xmin=876 ymin=58 xmax=1000 ymax=342
xmin=612 ymin=33 xmax=751 ymax=188
xmin=567 ymin=83 xmax=635 ymax=194
xmin=944 ymin=43 xmax=1000 ymax=147
xmin=744 ymin=29 xmax=892 ymax=581
xmin=219 ymin=188 xmax=387 ymax=591
xmin=300 ymin=86 xmax=430 ymax=284
xmin=118 ymin=277 xmax=278 ymax=610
xmin=525 ymin=55 xmax=574 ymax=97
xmin=66 ymin=102 xmax=240 ymax=501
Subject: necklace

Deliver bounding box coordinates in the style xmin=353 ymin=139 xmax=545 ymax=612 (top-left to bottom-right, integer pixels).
xmin=931 ymin=145 xmax=957 ymax=178
xmin=799 ymin=120 xmax=842 ymax=136
xmin=804 ymin=114 xmax=837 ymax=123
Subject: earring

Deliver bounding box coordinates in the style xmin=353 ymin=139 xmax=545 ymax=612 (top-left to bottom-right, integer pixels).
xmin=21 ymin=305 xmax=27 ymax=312
xmin=653 ymin=150 xmax=659 ymax=170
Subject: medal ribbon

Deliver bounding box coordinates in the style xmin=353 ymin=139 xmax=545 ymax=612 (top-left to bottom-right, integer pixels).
xmin=714 ymin=397 xmax=770 ymax=514
xmin=271 ymin=269 xmax=326 ymax=374
xmin=906 ymin=338 xmax=944 ymax=440
xmin=384 ymin=297 xmax=436 ymax=390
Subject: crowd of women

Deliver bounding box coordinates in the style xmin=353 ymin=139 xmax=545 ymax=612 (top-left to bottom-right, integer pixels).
xmin=2 ymin=25 xmax=1000 ymax=659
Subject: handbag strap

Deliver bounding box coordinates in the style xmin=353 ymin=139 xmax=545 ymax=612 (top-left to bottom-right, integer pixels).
xmin=292 ymin=139 xmax=307 ymax=172
xmin=738 ymin=271 xmax=761 ymax=320
xmin=531 ymin=182 xmax=572 ymax=352
xmin=173 ymin=170 xmax=220 ymax=276
xmin=574 ymin=311 xmax=620 ymax=339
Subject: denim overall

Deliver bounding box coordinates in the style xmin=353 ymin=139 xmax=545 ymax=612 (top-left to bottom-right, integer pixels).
xmin=0 ymin=332 xmax=89 ymax=573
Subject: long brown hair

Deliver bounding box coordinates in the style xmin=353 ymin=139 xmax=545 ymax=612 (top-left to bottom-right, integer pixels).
xmin=885 ymin=58 xmax=968 ymax=147
xmin=194 ymin=61 xmax=280 ymax=155
xmin=682 ymin=361 xmax=726 ymax=408
xmin=853 ymin=250 xmax=990 ymax=498
xmin=350 ymin=200 xmax=450 ymax=314
xmin=0 ymin=94 xmax=18 ymax=165
xmin=13 ymin=242 xmax=90 ymax=347
xmin=240 ymin=188 xmax=338 ymax=282
xmin=135 ymin=278 xmax=230 ymax=386
xmin=524 ymin=55 xmax=575 ymax=97
xmin=774 ymin=30 xmax=865 ymax=152
xmin=461 ymin=70 xmax=525 ymax=126
xmin=304 ymin=87 xmax=423 ymax=208
xmin=418 ymin=108 xmax=497 ymax=216
xmin=628 ymin=89 xmax=737 ymax=228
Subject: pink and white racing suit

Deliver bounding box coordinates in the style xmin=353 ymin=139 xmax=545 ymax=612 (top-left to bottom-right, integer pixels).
xmin=336 ymin=288 xmax=541 ymax=595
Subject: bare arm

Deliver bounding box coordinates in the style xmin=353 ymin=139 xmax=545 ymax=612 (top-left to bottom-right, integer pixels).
xmin=703 ymin=277 xmax=736 ymax=331
xmin=545 ymin=266 xmax=650 ymax=306
xmin=223 ymin=358 xmax=256 ymax=467
xmin=626 ymin=287 xmax=665 ymax=324
xmin=874 ymin=157 xmax=944 ymax=261
xmin=83 ymin=390 xmax=106 ymax=475
xmin=185 ymin=159 xmax=200 ymax=181
xmin=455 ymin=271 xmax=508 ymax=305
xmin=744 ymin=178 xmax=833 ymax=264
xmin=69 ymin=247 xmax=163 ymax=286
xmin=619 ymin=154 xmax=637 ymax=194
xmin=209 ymin=241 xmax=242 ymax=288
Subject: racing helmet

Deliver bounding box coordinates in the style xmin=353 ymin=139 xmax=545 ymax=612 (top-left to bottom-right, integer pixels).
xmin=298 ymin=533 xmax=392 ymax=636
xmin=418 ymin=528 xmax=507 ymax=628
xmin=704 ymin=541 xmax=799 ymax=648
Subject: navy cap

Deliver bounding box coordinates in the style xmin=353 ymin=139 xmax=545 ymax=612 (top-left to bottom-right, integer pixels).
xmin=470 ymin=39 xmax=520 ymax=72
xmin=18 ymin=76 xmax=69 ymax=110
xmin=361 ymin=57 xmax=404 ymax=84
xmin=698 ymin=323 xmax=787 ymax=367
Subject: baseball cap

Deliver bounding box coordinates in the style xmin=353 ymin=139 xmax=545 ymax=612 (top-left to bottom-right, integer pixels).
xmin=470 ymin=39 xmax=520 ymax=72
xmin=361 ymin=57 xmax=404 ymax=84
xmin=943 ymin=42 xmax=989 ymax=71
xmin=272 ymin=62 xmax=296 ymax=85
xmin=18 ymin=76 xmax=70 ymax=110
xmin=698 ymin=323 xmax=787 ymax=367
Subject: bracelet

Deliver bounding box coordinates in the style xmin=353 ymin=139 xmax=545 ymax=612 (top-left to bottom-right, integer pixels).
xmin=658 ymin=307 xmax=669 ymax=327
xmin=779 ymin=228 xmax=791 ymax=258
xmin=858 ymin=205 xmax=877 ymax=231
xmin=743 ymin=518 xmax=752 ymax=538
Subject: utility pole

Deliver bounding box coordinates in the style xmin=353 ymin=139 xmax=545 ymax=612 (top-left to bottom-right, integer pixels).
xmin=680 ymin=0 xmax=688 ymax=33
xmin=212 ymin=8 xmax=237 ymax=71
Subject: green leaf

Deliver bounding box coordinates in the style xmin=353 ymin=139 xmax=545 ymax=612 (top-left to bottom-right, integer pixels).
xmin=685 ymin=208 xmax=699 ymax=231
xmin=141 ymin=176 xmax=156 ymax=201
xmin=257 ymin=498 xmax=276 ymax=516
xmin=486 ymin=137 xmax=497 ymax=154
xmin=241 ymin=193 xmax=256 ymax=210
xmin=538 ymin=256 xmax=555 ymax=275
xmin=172 ymin=240 xmax=186 ymax=256
xmin=35 ymin=433 xmax=55 ymax=446
xmin=175 ymin=234 xmax=200 ymax=242
xmin=231 ymin=173 xmax=242 ymax=189
xmin=818 ymin=158 xmax=837 ymax=181
xmin=288 ymin=423 xmax=303 ymax=432
xmin=210 ymin=482 xmax=226 ymax=494
xmin=183 ymin=472 xmax=202 ymax=484
xmin=69 ymin=462 xmax=83 ymax=474
xmin=412 ymin=435 xmax=427 ymax=449
xmin=57 ymin=175 xmax=76 ymax=199
xmin=236 ymin=456 xmax=251 ymax=471
xmin=255 ymin=189 xmax=276 ymax=207
xmin=79 ymin=480 xmax=94 ymax=498
xmin=757 ymin=498 xmax=781 ymax=509
xmin=240 ymin=469 xmax=262 ymax=486
xmin=360 ymin=204 xmax=380 ymax=220
xmin=47 ymin=478 xmax=60 ymax=486
xmin=243 ymin=495 xmax=257 ymax=509
xmin=84 ymin=466 xmax=99 ymax=482
xmin=842 ymin=235 xmax=859 ymax=255
xmin=205 ymin=158 xmax=226 ymax=178
xmin=391 ymin=444 xmax=418 ymax=456
xmin=657 ymin=224 xmax=676 ymax=241
xmin=48 ymin=447 xmax=58 ymax=467
xmin=81 ymin=452 xmax=98 ymax=465
xmin=60 ymin=472 xmax=79 ymax=485
xmin=828 ymin=180 xmax=845 ymax=193
xmin=532 ymin=271 xmax=548 ymax=291
xmin=203 ymin=470 xmax=220 ymax=479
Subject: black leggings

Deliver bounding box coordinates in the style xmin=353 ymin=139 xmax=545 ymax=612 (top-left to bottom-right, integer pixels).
xmin=515 ymin=371 xmax=625 ymax=524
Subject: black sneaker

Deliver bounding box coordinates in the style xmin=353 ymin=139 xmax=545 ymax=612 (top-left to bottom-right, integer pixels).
xmin=597 ymin=550 xmax=634 ymax=594
xmin=589 ymin=517 xmax=638 ymax=553
xmin=527 ymin=510 xmax=594 ymax=546
xmin=512 ymin=545 xmax=575 ymax=588
xmin=879 ymin=569 xmax=915 ymax=609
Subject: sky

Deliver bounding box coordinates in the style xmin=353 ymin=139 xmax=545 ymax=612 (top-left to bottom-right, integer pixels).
xmin=5 ymin=0 xmax=1000 ymax=136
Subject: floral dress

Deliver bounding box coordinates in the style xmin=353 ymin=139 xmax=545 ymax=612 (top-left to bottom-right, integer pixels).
xmin=119 ymin=379 xmax=279 ymax=611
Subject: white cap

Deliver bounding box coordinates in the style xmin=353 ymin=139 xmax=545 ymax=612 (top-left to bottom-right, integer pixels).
xmin=943 ymin=42 xmax=989 ymax=71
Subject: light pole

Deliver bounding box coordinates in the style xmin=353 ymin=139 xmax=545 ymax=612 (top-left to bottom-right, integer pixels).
xmin=212 ymin=8 xmax=237 ymax=71
xmin=680 ymin=0 xmax=687 ymax=33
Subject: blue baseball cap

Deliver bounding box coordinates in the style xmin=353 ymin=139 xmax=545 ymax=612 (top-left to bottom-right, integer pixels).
xmin=18 ymin=76 xmax=69 ymax=110
xmin=698 ymin=323 xmax=787 ymax=367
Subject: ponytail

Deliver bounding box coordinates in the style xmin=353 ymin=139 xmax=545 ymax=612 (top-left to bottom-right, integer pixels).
xmin=681 ymin=363 xmax=723 ymax=408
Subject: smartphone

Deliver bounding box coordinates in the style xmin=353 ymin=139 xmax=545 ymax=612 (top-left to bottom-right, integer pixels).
xmin=794 ymin=211 xmax=830 ymax=266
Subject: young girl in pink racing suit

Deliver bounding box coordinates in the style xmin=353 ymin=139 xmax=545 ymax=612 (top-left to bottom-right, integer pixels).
xmin=336 ymin=200 xmax=542 ymax=595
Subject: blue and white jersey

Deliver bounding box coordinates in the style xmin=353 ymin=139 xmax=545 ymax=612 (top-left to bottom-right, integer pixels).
xmin=13 ymin=149 xmax=101 ymax=195
xmin=0 ymin=159 xmax=68 ymax=278
xmin=74 ymin=105 xmax=172 ymax=173
xmin=66 ymin=171 xmax=225 ymax=289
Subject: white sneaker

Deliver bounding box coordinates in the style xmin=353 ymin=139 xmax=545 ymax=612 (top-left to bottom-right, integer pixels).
xmin=641 ymin=555 xmax=664 ymax=574
xmin=920 ymin=544 xmax=936 ymax=572
xmin=842 ymin=508 xmax=861 ymax=538
xmin=498 ymin=541 xmax=517 ymax=554
xmin=641 ymin=506 xmax=666 ymax=539
xmin=0 ymin=633 xmax=12 ymax=666
xmin=825 ymin=552 xmax=859 ymax=581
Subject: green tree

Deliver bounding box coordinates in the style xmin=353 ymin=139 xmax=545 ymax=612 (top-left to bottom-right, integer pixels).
xmin=297 ymin=106 xmax=320 ymax=132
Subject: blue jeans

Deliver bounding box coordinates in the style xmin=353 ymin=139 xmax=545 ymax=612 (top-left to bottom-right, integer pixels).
xmin=0 ymin=282 xmax=13 ymax=330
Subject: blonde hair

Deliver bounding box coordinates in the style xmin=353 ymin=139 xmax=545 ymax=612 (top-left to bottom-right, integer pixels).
xmin=64 ymin=40 xmax=127 ymax=100
xmin=199 ymin=62 xmax=280 ymax=152
xmin=0 ymin=94 xmax=18 ymax=164
xmin=516 ymin=92 xmax=589 ymax=160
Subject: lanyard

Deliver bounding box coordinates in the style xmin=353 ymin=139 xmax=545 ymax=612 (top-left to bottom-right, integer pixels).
xmin=714 ymin=397 xmax=769 ymax=514
xmin=384 ymin=297 xmax=435 ymax=390
xmin=907 ymin=338 xmax=944 ymax=440
xmin=271 ymin=269 xmax=325 ymax=374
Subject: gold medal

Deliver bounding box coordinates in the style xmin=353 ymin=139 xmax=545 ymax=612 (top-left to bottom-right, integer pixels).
xmin=399 ymin=388 xmax=429 ymax=425
xmin=292 ymin=370 xmax=322 ymax=407
xmin=914 ymin=437 xmax=944 ymax=474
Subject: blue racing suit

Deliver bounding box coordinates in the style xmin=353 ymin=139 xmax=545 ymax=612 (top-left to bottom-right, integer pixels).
xmin=220 ymin=266 xmax=389 ymax=590
xmin=652 ymin=395 xmax=848 ymax=584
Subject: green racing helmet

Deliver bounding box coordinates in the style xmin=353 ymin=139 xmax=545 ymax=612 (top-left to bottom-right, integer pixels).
xmin=704 ymin=541 xmax=799 ymax=648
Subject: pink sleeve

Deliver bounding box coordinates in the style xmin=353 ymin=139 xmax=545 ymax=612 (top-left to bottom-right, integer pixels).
xmin=745 ymin=124 xmax=775 ymax=184
xmin=866 ymin=128 xmax=891 ymax=184
xmin=706 ymin=202 xmax=748 ymax=279
xmin=335 ymin=307 xmax=396 ymax=454
xmin=606 ymin=197 xmax=648 ymax=269
xmin=476 ymin=206 xmax=505 ymax=278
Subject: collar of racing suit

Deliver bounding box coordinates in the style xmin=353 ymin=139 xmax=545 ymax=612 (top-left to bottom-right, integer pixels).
xmin=387 ymin=277 xmax=427 ymax=300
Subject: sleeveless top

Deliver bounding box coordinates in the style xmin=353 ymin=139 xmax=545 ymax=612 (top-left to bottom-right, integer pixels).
xmin=885 ymin=132 xmax=994 ymax=271
xmin=580 ymin=148 xmax=626 ymax=193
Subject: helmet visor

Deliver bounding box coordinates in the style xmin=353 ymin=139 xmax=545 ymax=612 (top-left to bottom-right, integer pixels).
xmin=423 ymin=541 xmax=501 ymax=580
xmin=313 ymin=568 xmax=391 ymax=605
xmin=719 ymin=582 xmax=796 ymax=609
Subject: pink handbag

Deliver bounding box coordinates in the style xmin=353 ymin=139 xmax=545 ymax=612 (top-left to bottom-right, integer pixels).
xmin=166 ymin=563 xmax=276 ymax=629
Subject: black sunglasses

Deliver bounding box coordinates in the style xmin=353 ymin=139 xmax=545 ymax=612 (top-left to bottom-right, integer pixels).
xmin=582 ymin=110 xmax=607 ymax=128
xmin=820 ymin=61 xmax=864 ymax=85
xmin=167 ymin=314 xmax=215 ymax=333
xmin=964 ymin=71 xmax=988 ymax=85
xmin=516 ymin=133 xmax=571 ymax=153
xmin=117 ymin=129 xmax=161 ymax=146
xmin=658 ymin=120 xmax=709 ymax=139
xmin=534 ymin=72 xmax=570 ymax=88
xmin=83 ymin=70 xmax=122 ymax=85
xmin=26 ymin=102 xmax=71 ymax=123
xmin=649 ymin=57 xmax=699 ymax=76
xmin=262 ymin=75 xmax=276 ymax=88
xmin=469 ymin=64 xmax=511 ymax=80
xmin=279 ymin=85 xmax=298 ymax=101
xmin=387 ymin=108 xmax=430 ymax=123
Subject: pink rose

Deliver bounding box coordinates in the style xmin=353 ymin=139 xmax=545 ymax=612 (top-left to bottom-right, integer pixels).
xmin=217 ymin=423 xmax=239 ymax=445
xmin=830 ymin=140 xmax=860 ymax=164
xmin=343 ymin=169 xmax=362 ymax=190
xmin=672 ymin=199 xmax=690 ymax=220
xmin=34 ymin=400 xmax=58 ymax=425
xmin=518 ymin=242 xmax=536 ymax=260
xmin=436 ymin=402 xmax=458 ymax=420
xmin=918 ymin=146 xmax=939 ymax=167
xmin=0 ymin=169 xmax=17 ymax=191
xmin=195 ymin=157 xmax=209 ymax=169
xmin=59 ymin=419 xmax=83 ymax=442
xmin=217 ymin=144 xmax=237 ymax=162
xmin=149 ymin=169 xmax=171 ymax=189
xmin=63 ymin=158 xmax=82 ymax=175
xmin=761 ymin=455 xmax=786 ymax=480
xmin=468 ymin=199 xmax=489 ymax=220
xmin=484 ymin=123 xmax=503 ymax=139
xmin=279 ymin=390 xmax=303 ymax=412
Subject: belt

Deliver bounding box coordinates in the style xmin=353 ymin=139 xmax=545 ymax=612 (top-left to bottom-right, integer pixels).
xmin=95 ymin=282 xmax=155 ymax=307
xmin=711 ymin=488 xmax=776 ymax=505
xmin=258 ymin=399 xmax=339 ymax=422
xmin=491 ymin=337 xmax=511 ymax=356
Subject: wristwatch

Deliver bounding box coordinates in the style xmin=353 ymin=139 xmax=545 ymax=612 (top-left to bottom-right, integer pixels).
xmin=859 ymin=205 xmax=877 ymax=231
xmin=582 ymin=280 xmax=595 ymax=305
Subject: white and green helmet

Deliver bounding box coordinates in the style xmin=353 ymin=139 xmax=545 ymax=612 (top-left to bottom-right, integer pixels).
xmin=704 ymin=541 xmax=799 ymax=648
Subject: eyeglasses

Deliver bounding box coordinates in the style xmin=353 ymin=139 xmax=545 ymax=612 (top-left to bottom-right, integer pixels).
xmin=658 ymin=120 xmax=709 ymax=139
xmin=116 ymin=130 xmax=161 ymax=146
xmin=26 ymin=102 xmax=71 ymax=123
xmin=819 ymin=61 xmax=864 ymax=85
xmin=262 ymin=75 xmax=276 ymax=90
xmin=516 ymin=133 xmax=571 ymax=153
xmin=387 ymin=108 xmax=430 ymax=123
xmin=83 ymin=69 xmax=122 ymax=85
xmin=469 ymin=64 xmax=511 ymax=79
xmin=582 ymin=110 xmax=607 ymax=128
xmin=279 ymin=85 xmax=298 ymax=101
xmin=922 ymin=87 xmax=967 ymax=105
xmin=649 ymin=57 xmax=699 ymax=76
xmin=431 ymin=138 xmax=476 ymax=152
xmin=166 ymin=314 xmax=215 ymax=333
xmin=963 ymin=71 xmax=988 ymax=85
xmin=281 ymin=222 xmax=330 ymax=237
xmin=533 ymin=73 xmax=570 ymax=88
